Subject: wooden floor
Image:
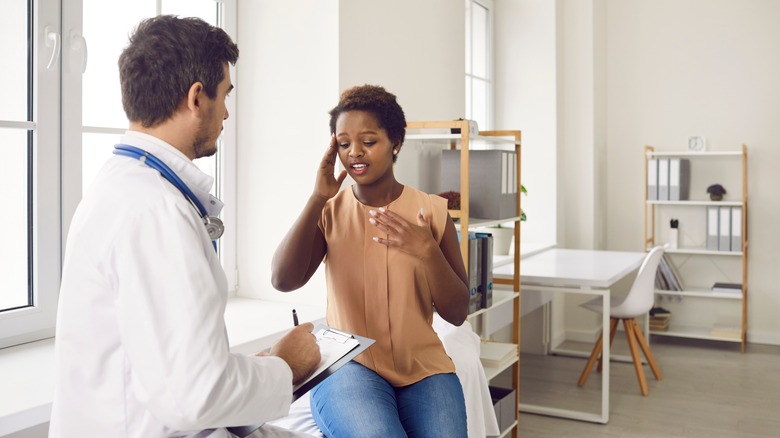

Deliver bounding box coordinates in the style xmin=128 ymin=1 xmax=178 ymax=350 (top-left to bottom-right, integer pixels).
xmin=517 ymin=336 xmax=780 ymax=437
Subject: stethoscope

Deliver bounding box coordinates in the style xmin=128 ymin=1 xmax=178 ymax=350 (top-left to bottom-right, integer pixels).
xmin=113 ymin=144 xmax=224 ymax=248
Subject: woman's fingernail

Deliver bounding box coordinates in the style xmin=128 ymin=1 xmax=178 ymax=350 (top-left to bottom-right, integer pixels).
xmin=372 ymin=237 xmax=379 ymax=242
xmin=369 ymin=210 xmax=377 ymax=216
xmin=369 ymin=218 xmax=376 ymax=225
xmin=420 ymin=208 xmax=424 ymax=215
xmin=379 ymin=207 xmax=386 ymax=212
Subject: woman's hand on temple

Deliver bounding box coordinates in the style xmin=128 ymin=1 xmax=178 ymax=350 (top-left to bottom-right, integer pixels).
xmin=313 ymin=135 xmax=347 ymax=201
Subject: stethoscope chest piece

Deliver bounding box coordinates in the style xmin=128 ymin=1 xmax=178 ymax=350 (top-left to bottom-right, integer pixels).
xmin=204 ymin=215 xmax=225 ymax=240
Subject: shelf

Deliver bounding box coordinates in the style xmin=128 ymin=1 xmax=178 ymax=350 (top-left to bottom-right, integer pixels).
xmin=405 ymin=133 xmax=521 ymax=146
xmin=481 ymin=350 xmax=519 ymax=380
xmin=645 ymin=150 xmax=743 ymax=158
xmin=647 ymin=200 xmax=743 ymax=206
xmin=650 ymin=324 xmax=742 ymax=342
xmin=496 ymin=420 xmax=518 ymax=438
xmin=664 ymin=248 xmax=743 ymax=256
xmin=654 ymin=289 xmax=742 ymax=300
xmin=644 ymin=144 xmax=748 ymax=351
xmin=467 ymin=290 xmax=519 ymax=319
xmin=452 ymin=216 xmax=522 ymax=228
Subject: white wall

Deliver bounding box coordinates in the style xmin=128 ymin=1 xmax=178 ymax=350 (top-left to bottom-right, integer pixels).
xmin=339 ymin=0 xmax=465 ymax=122
xmin=494 ymin=0 xmax=558 ymax=247
xmin=235 ymin=1 xmax=338 ymax=307
xmin=604 ymin=0 xmax=780 ymax=344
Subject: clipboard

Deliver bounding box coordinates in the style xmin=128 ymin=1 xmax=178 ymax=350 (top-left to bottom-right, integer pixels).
xmin=227 ymin=325 xmax=374 ymax=437
xmin=292 ymin=325 xmax=375 ymax=400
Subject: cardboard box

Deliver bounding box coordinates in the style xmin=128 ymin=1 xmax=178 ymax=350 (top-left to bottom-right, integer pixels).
xmin=488 ymin=386 xmax=516 ymax=436
xmin=441 ymin=150 xmax=518 ymax=219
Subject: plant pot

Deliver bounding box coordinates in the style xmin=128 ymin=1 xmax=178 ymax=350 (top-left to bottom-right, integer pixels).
xmin=489 ymin=226 xmax=514 ymax=256
xmin=709 ymin=193 xmax=723 ymax=201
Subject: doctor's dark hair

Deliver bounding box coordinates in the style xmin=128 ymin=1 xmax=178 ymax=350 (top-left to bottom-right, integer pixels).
xmin=118 ymin=15 xmax=239 ymax=128
xmin=329 ymin=85 xmax=406 ymax=163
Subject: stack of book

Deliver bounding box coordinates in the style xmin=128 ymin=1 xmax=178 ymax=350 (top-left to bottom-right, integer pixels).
xmin=479 ymin=341 xmax=518 ymax=369
xmin=649 ymin=307 xmax=671 ymax=332
xmin=711 ymin=282 xmax=742 ymax=295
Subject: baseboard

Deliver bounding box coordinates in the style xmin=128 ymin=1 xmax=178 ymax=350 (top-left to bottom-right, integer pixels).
xmin=747 ymin=331 xmax=780 ymax=346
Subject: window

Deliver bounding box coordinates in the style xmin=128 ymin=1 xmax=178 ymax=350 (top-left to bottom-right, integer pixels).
xmin=465 ymin=0 xmax=494 ymax=131
xmin=0 ymin=0 xmax=237 ymax=349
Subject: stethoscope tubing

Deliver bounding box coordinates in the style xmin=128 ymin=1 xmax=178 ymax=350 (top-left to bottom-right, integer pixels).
xmin=114 ymin=144 xmax=208 ymax=217
xmin=113 ymin=144 xmax=222 ymax=248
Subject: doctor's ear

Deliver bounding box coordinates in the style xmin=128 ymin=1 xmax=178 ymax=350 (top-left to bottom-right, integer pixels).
xmin=186 ymin=82 xmax=205 ymax=111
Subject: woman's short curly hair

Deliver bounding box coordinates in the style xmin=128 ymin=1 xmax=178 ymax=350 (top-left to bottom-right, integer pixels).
xmin=329 ymin=85 xmax=406 ymax=162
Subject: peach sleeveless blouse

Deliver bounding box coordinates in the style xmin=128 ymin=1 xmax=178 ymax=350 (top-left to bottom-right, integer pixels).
xmin=318 ymin=185 xmax=456 ymax=386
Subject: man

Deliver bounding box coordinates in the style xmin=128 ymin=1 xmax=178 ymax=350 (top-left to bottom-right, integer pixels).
xmin=50 ymin=15 xmax=320 ymax=437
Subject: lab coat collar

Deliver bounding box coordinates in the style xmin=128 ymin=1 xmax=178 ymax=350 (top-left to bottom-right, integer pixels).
xmin=120 ymin=131 xmax=224 ymax=216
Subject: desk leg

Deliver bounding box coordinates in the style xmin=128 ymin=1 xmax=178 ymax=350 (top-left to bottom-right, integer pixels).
xmin=600 ymin=289 xmax=610 ymax=424
xmin=519 ymin=286 xmax=611 ymax=424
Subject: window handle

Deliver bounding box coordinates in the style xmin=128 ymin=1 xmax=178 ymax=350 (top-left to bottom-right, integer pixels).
xmin=44 ymin=26 xmax=61 ymax=70
xmin=70 ymin=31 xmax=88 ymax=74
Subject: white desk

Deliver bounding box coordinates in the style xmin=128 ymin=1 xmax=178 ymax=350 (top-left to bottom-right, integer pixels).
xmin=496 ymin=248 xmax=646 ymax=424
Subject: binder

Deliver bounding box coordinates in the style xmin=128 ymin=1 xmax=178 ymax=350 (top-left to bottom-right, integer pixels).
xmin=647 ymin=158 xmax=658 ymax=200
xmin=467 ymin=234 xmax=482 ymax=313
xmin=668 ymin=158 xmax=690 ymax=201
xmin=719 ymin=207 xmax=731 ymax=251
xmin=706 ymin=207 xmax=719 ymax=251
xmin=730 ymin=207 xmax=742 ymax=252
xmin=476 ymin=232 xmax=494 ymax=309
xmin=657 ymin=158 xmax=670 ymax=200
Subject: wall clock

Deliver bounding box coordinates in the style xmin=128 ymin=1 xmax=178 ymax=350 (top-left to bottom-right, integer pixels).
xmin=688 ymin=136 xmax=706 ymax=152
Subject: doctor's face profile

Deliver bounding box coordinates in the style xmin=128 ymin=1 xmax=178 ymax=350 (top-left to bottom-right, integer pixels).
xmin=192 ymin=63 xmax=233 ymax=159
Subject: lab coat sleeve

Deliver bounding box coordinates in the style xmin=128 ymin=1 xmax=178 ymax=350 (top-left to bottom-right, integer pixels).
xmin=113 ymin=196 xmax=293 ymax=430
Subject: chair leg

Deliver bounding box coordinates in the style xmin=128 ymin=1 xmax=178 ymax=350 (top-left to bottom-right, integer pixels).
xmin=632 ymin=319 xmax=662 ymax=381
xmin=577 ymin=329 xmax=605 ymax=387
xmin=597 ymin=318 xmax=620 ymax=373
xmin=623 ymin=318 xmax=649 ymax=396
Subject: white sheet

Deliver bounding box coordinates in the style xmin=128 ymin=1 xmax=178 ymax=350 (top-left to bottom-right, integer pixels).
xmin=267 ymin=315 xmax=500 ymax=437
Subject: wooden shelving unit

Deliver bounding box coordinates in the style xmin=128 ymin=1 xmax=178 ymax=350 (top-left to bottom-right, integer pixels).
xmin=644 ymin=145 xmax=749 ymax=351
xmin=406 ymin=120 xmax=521 ymax=438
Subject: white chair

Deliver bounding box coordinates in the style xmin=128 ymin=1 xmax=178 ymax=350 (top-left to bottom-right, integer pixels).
xmin=577 ymin=246 xmax=665 ymax=396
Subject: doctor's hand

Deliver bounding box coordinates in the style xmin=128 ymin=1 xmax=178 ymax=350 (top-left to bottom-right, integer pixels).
xmin=269 ymin=322 xmax=321 ymax=385
xmin=312 ymin=135 xmax=348 ymax=202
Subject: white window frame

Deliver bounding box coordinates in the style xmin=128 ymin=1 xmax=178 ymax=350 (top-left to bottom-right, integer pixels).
xmin=0 ymin=0 xmax=239 ymax=349
xmin=0 ymin=0 xmax=62 ymax=349
xmin=465 ymin=0 xmax=494 ymax=130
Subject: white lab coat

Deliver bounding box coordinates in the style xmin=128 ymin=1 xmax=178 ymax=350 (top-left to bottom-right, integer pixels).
xmin=50 ymin=131 xmax=293 ymax=437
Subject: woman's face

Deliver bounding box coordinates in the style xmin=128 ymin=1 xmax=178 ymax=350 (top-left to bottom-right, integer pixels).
xmin=335 ymin=110 xmax=397 ymax=186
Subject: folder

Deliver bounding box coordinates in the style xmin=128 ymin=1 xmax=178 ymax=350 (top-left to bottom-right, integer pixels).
xmin=227 ymin=326 xmax=375 ymax=437
xmin=730 ymin=207 xmax=742 ymax=252
xmin=467 ymin=234 xmax=482 ymax=313
xmin=706 ymin=207 xmax=719 ymax=251
xmin=647 ymin=158 xmax=658 ymax=200
xmin=668 ymin=158 xmax=690 ymax=201
xmin=719 ymin=207 xmax=731 ymax=251
xmin=658 ymin=158 xmax=669 ymax=200
xmin=476 ymin=232 xmax=494 ymax=309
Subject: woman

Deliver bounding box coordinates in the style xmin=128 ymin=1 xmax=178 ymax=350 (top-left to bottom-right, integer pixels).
xmin=272 ymin=85 xmax=469 ymax=437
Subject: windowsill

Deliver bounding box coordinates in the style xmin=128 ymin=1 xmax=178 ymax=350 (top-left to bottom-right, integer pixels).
xmin=0 ymin=298 xmax=325 ymax=435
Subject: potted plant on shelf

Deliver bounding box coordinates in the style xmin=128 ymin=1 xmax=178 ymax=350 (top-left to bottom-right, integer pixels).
xmin=706 ymin=184 xmax=727 ymax=201
xmin=488 ymin=185 xmax=527 ymax=255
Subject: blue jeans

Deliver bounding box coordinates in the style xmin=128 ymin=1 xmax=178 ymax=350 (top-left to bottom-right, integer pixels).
xmin=309 ymin=361 xmax=467 ymax=438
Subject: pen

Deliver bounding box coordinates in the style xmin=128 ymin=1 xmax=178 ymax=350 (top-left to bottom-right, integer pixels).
xmin=292 ymin=309 xmax=299 ymax=326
